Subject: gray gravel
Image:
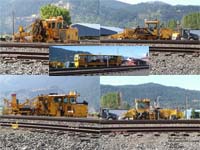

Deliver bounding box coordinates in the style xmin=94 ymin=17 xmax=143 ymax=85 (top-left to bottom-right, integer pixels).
xmin=0 ymin=47 xmax=49 ymax=75
xmin=0 ymin=128 xmax=100 ymax=150
xmin=99 ymin=132 xmax=200 ymax=150
xmin=0 ymin=128 xmax=199 ymax=150
xmin=100 ymin=69 xmax=149 ymax=76
xmin=0 ymin=58 xmax=48 ymax=75
xmin=150 ymin=52 xmax=200 ymax=74
xmin=78 ymin=69 xmax=149 ymax=76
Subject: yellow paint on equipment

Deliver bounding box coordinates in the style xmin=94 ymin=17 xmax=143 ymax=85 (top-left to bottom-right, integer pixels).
xmin=13 ymin=16 xmax=79 ymax=43
xmin=49 ymin=61 xmax=65 ymax=69
xmin=74 ymin=54 xmax=122 ymax=68
xmin=110 ymin=19 xmax=179 ymax=40
xmin=122 ymin=98 xmax=184 ymax=120
xmin=11 ymin=121 xmax=19 ymax=129
xmin=3 ymin=91 xmax=88 ymax=118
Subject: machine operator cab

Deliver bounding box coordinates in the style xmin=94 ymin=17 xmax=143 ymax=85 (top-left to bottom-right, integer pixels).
xmin=99 ymin=108 xmax=118 ymax=120
xmin=135 ymin=99 xmax=150 ymax=112
xmin=135 ymin=99 xmax=151 ymax=119
xmin=144 ymin=19 xmax=160 ymax=36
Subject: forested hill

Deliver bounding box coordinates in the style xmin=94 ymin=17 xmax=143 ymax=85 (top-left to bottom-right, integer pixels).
xmin=101 ymin=83 xmax=200 ymax=109
xmin=100 ymin=0 xmax=200 ymax=28
xmin=49 ymin=47 xmax=91 ymax=63
xmin=0 ymin=0 xmax=199 ymax=33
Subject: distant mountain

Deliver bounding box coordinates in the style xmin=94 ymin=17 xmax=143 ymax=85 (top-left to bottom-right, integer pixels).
xmin=101 ymin=83 xmax=200 ymax=109
xmin=0 ymin=0 xmax=100 ymax=34
xmin=100 ymin=0 xmax=200 ymax=27
xmin=0 ymin=0 xmax=199 ymax=34
xmin=0 ymin=76 xmax=100 ymax=111
xmin=49 ymin=47 xmax=91 ymax=63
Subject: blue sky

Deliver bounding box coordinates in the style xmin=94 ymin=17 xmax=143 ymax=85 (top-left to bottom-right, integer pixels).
xmin=52 ymin=46 xmax=149 ymax=58
xmin=100 ymin=76 xmax=200 ymax=91
xmin=117 ymin=0 xmax=200 ymax=6
xmin=0 ymin=75 xmax=99 ymax=92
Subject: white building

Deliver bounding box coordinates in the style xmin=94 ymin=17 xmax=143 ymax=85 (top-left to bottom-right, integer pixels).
xmin=184 ymin=108 xmax=200 ymax=119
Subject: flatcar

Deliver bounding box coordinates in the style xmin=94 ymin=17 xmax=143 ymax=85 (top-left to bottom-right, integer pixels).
xmin=74 ymin=54 xmax=122 ymax=68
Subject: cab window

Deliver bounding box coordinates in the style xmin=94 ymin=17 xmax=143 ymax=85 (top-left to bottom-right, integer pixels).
xmin=52 ymin=22 xmax=56 ymax=29
xmin=69 ymin=97 xmax=76 ymax=104
xmin=54 ymin=97 xmax=63 ymax=103
xmin=63 ymin=98 xmax=68 ymax=103
xmin=57 ymin=22 xmax=62 ymax=29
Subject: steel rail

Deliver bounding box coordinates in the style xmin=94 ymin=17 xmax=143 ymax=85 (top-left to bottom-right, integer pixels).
xmin=1 ymin=122 xmax=199 ymax=133
xmin=49 ymin=65 xmax=149 ymax=76
xmin=101 ymin=39 xmax=200 ymax=45
xmin=1 ymin=115 xmax=200 ymax=124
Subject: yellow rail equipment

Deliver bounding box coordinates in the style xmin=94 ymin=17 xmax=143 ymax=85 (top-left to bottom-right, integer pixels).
xmin=13 ymin=16 xmax=78 ymax=43
xmin=74 ymin=54 xmax=122 ymax=68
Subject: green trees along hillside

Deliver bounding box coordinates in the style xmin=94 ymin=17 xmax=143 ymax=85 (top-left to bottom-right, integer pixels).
xmin=40 ymin=4 xmax=72 ymax=25
xmin=100 ymin=92 xmax=131 ymax=109
xmin=166 ymin=12 xmax=200 ymax=30
xmin=181 ymin=12 xmax=200 ymax=29
xmin=167 ymin=19 xmax=177 ymax=29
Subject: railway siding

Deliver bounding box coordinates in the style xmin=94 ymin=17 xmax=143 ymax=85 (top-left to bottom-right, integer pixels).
xmin=0 ymin=116 xmax=199 ymax=149
xmin=49 ymin=65 xmax=149 ymax=76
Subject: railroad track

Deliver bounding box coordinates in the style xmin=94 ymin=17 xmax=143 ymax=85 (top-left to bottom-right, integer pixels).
xmin=0 ymin=51 xmax=49 ymax=60
xmin=1 ymin=115 xmax=200 ymax=124
xmin=1 ymin=40 xmax=199 ymax=47
xmin=0 ymin=122 xmax=199 ymax=133
xmin=1 ymin=41 xmax=199 ymax=61
xmin=150 ymin=46 xmax=200 ymax=53
xmin=0 ymin=40 xmax=99 ymax=48
xmin=49 ymin=65 xmax=149 ymax=76
xmin=101 ymin=39 xmax=200 ymax=45
xmin=0 ymin=116 xmax=199 ymax=134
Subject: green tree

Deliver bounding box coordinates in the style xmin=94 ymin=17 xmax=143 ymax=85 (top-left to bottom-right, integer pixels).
xmin=191 ymin=109 xmax=195 ymax=118
xmin=181 ymin=12 xmax=200 ymax=29
xmin=100 ymin=92 xmax=120 ymax=109
xmin=40 ymin=4 xmax=72 ymax=25
xmin=167 ymin=19 xmax=177 ymax=29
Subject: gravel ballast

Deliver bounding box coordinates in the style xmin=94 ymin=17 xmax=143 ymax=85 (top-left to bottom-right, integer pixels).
xmin=0 ymin=128 xmax=199 ymax=150
xmin=150 ymin=52 xmax=200 ymax=74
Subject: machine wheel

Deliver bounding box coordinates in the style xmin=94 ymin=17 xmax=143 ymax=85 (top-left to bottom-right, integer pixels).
xmin=37 ymin=35 xmax=43 ymax=42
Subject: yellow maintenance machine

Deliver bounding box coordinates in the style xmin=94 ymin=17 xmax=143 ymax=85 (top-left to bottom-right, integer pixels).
xmin=49 ymin=61 xmax=65 ymax=69
xmin=122 ymin=98 xmax=184 ymax=120
xmin=110 ymin=19 xmax=176 ymax=40
xmin=3 ymin=94 xmax=32 ymax=115
xmin=122 ymin=99 xmax=158 ymax=120
xmin=33 ymin=91 xmax=88 ymax=117
xmin=13 ymin=16 xmax=78 ymax=43
xmin=3 ymin=92 xmax=88 ymax=117
xmin=74 ymin=54 xmax=122 ymax=68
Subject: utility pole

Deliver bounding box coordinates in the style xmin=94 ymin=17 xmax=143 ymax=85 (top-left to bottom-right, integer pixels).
xmin=185 ymin=96 xmax=188 ymax=111
xmin=12 ymin=11 xmax=15 ymax=36
xmin=117 ymin=92 xmax=122 ymax=109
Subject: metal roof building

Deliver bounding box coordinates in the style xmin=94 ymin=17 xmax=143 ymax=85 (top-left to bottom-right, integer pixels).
xmin=71 ymin=23 xmax=100 ymax=37
xmin=100 ymin=26 xmax=123 ymax=36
